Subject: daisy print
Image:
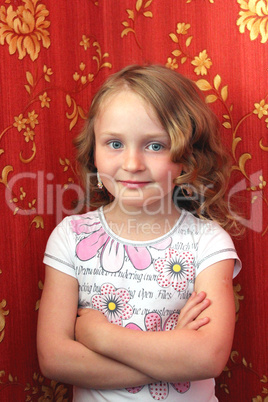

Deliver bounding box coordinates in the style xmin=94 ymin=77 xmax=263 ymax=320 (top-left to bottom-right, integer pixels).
xmin=154 ymin=249 xmax=195 ymax=292
xmin=91 ymin=283 xmax=133 ymax=325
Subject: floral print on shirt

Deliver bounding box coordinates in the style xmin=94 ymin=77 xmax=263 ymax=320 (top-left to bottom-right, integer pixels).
xmin=91 ymin=283 xmax=133 ymax=325
xmin=72 ymin=214 xmax=194 ymax=399
xmin=125 ymin=312 xmax=190 ymax=399
xmin=71 ymin=216 xmax=172 ymax=271
xmin=154 ymin=249 xmax=195 ymax=292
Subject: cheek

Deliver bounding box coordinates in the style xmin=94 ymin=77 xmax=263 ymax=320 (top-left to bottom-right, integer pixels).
xmin=155 ymin=162 xmax=182 ymax=181
xmin=171 ymin=163 xmax=183 ymax=178
xmin=167 ymin=164 xmax=182 ymax=190
xmin=94 ymin=147 xmax=105 ymax=171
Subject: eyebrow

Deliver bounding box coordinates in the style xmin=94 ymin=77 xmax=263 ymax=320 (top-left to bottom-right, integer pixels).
xmin=99 ymin=131 xmax=169 ymax=139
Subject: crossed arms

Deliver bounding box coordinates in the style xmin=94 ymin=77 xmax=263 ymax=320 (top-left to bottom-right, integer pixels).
xmin=37 ymin=259 xmax=235 ymax=389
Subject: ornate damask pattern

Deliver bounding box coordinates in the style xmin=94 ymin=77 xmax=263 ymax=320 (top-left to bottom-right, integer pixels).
xmin=237 ymin=0 xmax=268 ymax=43
xmin=0 ymin=0 xmax=50 ymax=60
xmin=0 ymin=0 xmax=267 ymax=401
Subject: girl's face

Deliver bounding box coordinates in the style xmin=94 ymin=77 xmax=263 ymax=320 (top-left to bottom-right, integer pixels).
xmin=94 ymin=90 xmax=182 ymax=213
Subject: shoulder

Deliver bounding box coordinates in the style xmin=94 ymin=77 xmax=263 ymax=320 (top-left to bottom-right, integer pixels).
xmin=179 ymin=209 xmax=227 ymax=239
xmin=45 ymin=208 xmax=102 ymax=255
xmin=179 ymin=210 xmax=241 ymax=277
xmin=43 ymin=209 xmax=103 ymax=277
xmin=54 ymin=208 xmax=101 ymax=236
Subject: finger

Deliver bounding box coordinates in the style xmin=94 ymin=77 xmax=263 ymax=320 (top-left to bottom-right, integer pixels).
xmin=186 ymin=316 xmax=210 ymax=331
xmin=176 ymin=298 xmax=211 ymax=328
xmin=178 ymin=292 xmax=208 ymax=321
xmin=184 ymin=298 xmax=211 ymax=322
xmin=181 ymin=292 xmax=207 ymax=314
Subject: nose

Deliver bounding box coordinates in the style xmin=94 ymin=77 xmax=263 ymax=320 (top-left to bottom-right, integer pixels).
xmin=122 ymin=149 xmax=145 ymax=172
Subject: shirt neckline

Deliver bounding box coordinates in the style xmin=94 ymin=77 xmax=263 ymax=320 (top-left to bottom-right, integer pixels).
xmin=98 ymin=206 xmax=186 ymax=246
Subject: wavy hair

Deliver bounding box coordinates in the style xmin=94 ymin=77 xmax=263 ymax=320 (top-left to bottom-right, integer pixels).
xmin=74 ymin=64 xmax=241 ymax=234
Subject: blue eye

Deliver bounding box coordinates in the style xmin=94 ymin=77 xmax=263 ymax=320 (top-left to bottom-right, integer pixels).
xmin=148 ymin=143 xmax=163 ymax=151
xmin=109 ymin=141 xmax=123 ymax=149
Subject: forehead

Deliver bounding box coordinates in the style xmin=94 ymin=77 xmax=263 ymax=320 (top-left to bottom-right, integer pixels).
xmin=99 ymin=88 xmax=148 ymax=111
xmin=96 ymin=89 xmax=158 ymax=123
xmin=94 ymin=89 xmax=170 ymax=141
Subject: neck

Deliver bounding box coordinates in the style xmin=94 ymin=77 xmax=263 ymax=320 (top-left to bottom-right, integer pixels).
xmin=103 ymin=199 xmax=181 ymax=241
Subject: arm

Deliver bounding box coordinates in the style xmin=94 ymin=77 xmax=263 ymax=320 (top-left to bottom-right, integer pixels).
xmin=37 ymin=265 xmax=156 ymax=389
xmin=75 ymin=259 xmax=236 ymax=383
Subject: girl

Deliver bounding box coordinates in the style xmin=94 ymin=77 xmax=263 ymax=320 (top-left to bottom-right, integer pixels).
xmin=37 ymin=64 xmax=241 ymax=401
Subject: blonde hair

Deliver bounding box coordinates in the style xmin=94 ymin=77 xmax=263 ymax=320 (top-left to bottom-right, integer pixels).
xmin=74 ymin=64 xmax=240 ymax=234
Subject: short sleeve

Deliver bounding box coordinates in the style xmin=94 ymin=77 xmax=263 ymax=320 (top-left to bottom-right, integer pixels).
xmin=43 ymin=217 xmax=77 ymax=279
xmin=196 ymin=221 xmax=241 ymax=278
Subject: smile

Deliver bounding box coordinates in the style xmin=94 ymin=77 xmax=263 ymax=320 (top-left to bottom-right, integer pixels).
xmin=119 ymin=181 xmax=151 ymax=189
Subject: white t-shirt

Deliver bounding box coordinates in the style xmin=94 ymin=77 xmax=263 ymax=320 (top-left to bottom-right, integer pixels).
xmin=44 ymin=207 xmax=241 ymax=402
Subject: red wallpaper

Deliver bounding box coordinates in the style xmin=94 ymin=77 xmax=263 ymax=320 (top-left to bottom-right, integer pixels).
xmin=0 ymin=1 xmax=267 ymax=400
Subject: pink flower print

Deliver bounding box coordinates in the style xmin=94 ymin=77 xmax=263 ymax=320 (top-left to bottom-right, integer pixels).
xmin=150 ymin=382 xmax=190 ymax=400
xmin=145 ymin=312 xmax=179 ymax=332
xmin=71 ymin=216 xmax=172 ymax=272
xmin=125 ymin=312 xmax=179 ymax=333
xmin=154 ymin=249 xmax=195 ymax=292
xmin=91 ymin=283 xmax=133 ymax=325
xmin=127 ymin=381 xmax=190 ymax=400
xmin=125 ymin=312 xmax=190 ymax=399
xmin=71 ymin=216 xmax=101 ymax=235
xmin=149 ymin=382 xmax=169 ymax=400
xmin=71 ymin=217 xmax=109 ymax=261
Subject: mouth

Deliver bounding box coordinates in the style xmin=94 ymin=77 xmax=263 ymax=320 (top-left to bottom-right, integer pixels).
xmin=118 ymin=180 xmax=151 ymax=189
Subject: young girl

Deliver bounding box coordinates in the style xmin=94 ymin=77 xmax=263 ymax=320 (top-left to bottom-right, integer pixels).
xmin=37 ymin=64 xmax=241 ymax=401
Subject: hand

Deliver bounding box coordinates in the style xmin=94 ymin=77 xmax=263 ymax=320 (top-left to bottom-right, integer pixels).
xmin=75 ymin=308 xmax=109 ymax=347
xmin=77 ymin=308 xmax=108 ymax=322
xmin=175 ymin=291 xmax=210 ymax=331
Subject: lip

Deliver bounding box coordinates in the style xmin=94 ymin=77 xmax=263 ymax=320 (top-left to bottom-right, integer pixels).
xmin=119 ymin=180 xmax=151 ymax=189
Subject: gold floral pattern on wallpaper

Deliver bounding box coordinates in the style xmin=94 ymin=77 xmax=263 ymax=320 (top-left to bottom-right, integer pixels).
xmin=237 ymin=0 xmax=268 ymax=43
xmin=219 ymin=351 xmax=268 ymax=400
xmin=167 ymin=21 xmax=267 ymax=236
xmin=195 ymin=77 xmax=268 ymax=235
xmin=0 ymin=35 xmax=111 ymax=229
xmin=0 ymin=32 xmax=111 ymax=402
xmin=0 ymin=65 xmax=53 ymax=231
xmin=35 ymin=280 xmax=43 ymax=312
xmin=0 ymin=2 xmax=267 ymax=401
xmin=0 ymin=10 xmax=111 ymax=396
xmin=0 ymin=0 xmax=50 ymax=61
xmin=253 ymin=396 xmax=268 ymax=402
xmin=59 ymin=158 xmax=76 ymax=190
xmin=186 ymin=0 xmax=215 ymax=3
xmin=167 ymin=23 xmax=212 ymax=75
xmin=0 ymin=300 xmax=9 ymax=343
xmin=0 ymin=280 xmax=70 ymax=399
xmin=0 ymin=371 xmax=69 ymax=402
xmin=164 ymin=22 xmax=267 ymax=398
xmin=66 ymin=38 xmax=112 ymax=131
xmin=216 ymin=285 xmax=268 ymax=400
xmin=0 ymin=0 xmax=52 ymax=232
xmin=233 ymin=283 xmax=244 ymax=322
xmin=121 ymin=0 xmax=153 ymax=48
